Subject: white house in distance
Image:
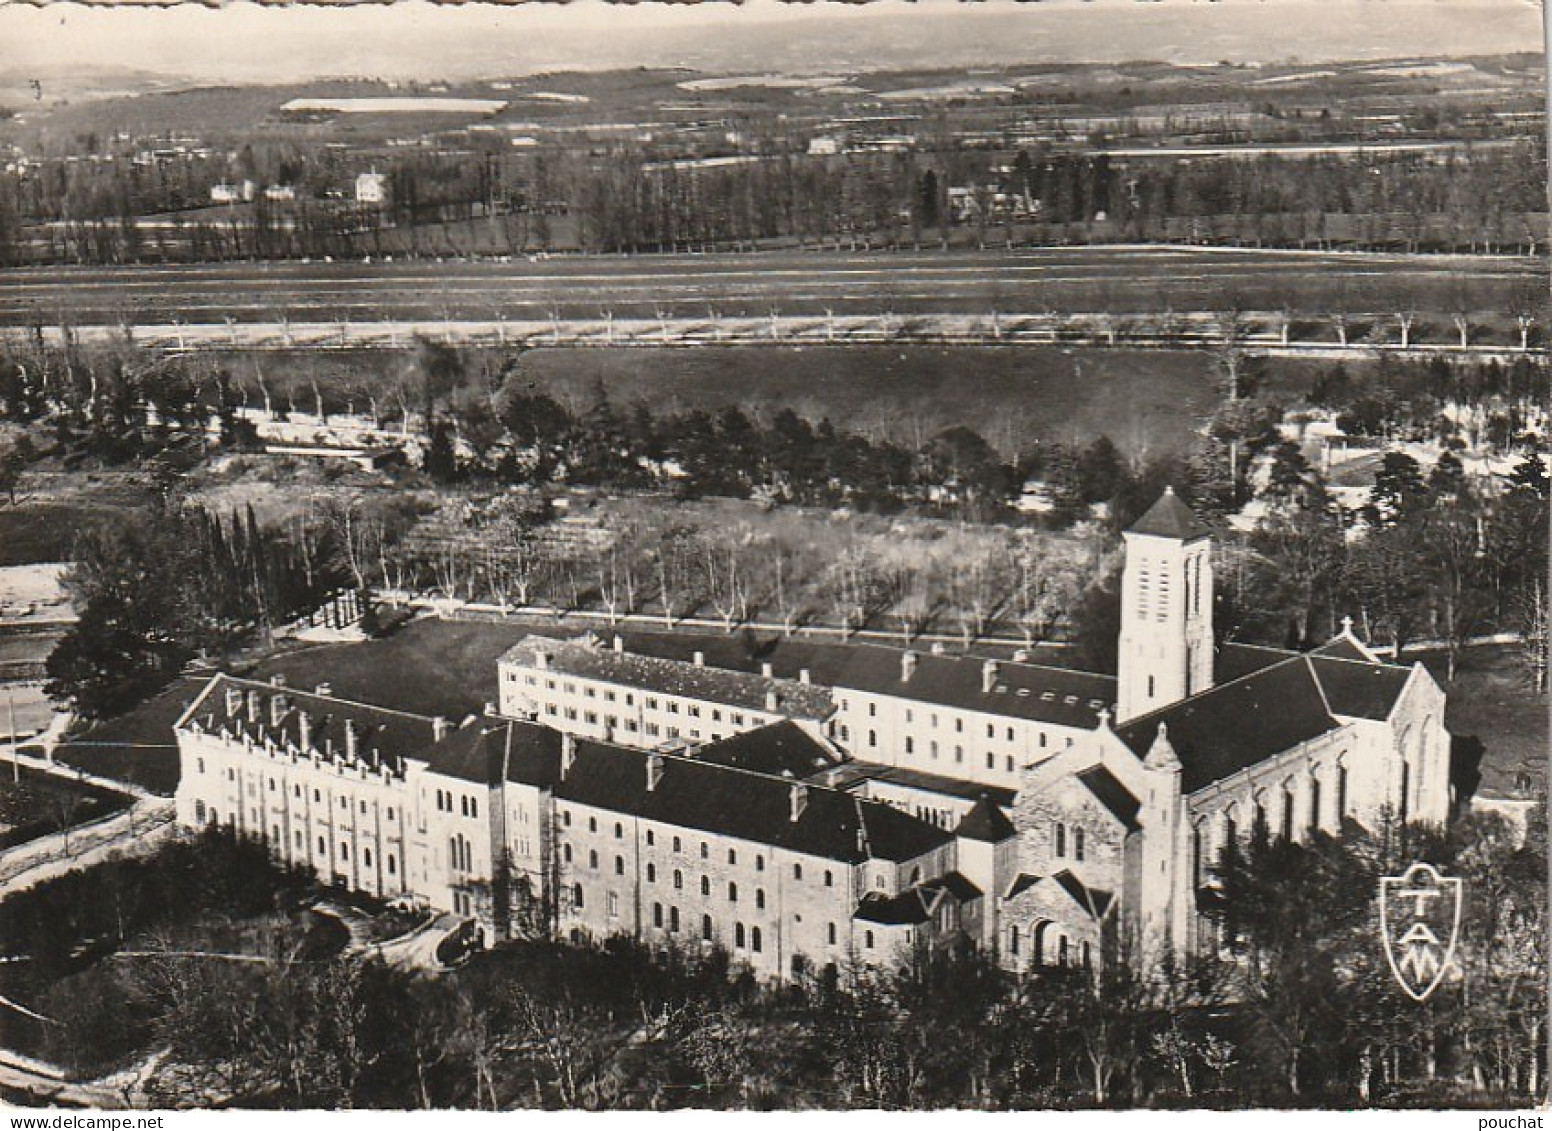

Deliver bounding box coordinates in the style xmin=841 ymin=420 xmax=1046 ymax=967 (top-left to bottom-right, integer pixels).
xmin=175 ymin=490 xmax=1453 ymax=976
xmin=355 ymin=171 xmax=390 ymax=205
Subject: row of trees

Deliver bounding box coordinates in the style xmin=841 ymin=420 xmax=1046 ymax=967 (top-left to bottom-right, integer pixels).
xmin=8 ymin=811 xmax=1544 ymax=1109
xmin=3 ymin=132 xmax=1542 ymax=265
xmin=44 ymin=501 xmax=348 ymax=718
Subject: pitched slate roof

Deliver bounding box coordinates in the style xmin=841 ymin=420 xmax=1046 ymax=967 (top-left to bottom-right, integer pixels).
xmin=178 ymin=673 xmax=438 ymax=776
xmin=1309 ymin=655 xmax=1412 ymax=720
xmin=1006 ymin=873 xmax=1041 ymax=900
xmin=1051 ymin=870 xmax=1115 ymax=920
xmin=1076 ymin=764 xmax=1142 ymax=831
xmin=921 ymin=870 xmax=984 ymax=903
xmin=1117 ymin=647 xmax=1416 ymax=793
xmin=1127 ymin=487 xmax=1211 ymax=541
xmin=425 ymin=719 xmax=563 ymax=787
xmin=693 ymin=721 xmax=841 ymax=778
xmin=824 ymin=762 xmax=1019 ymax=809
xmin=955 ymin=794 xmax=1018 ymax=842
xmin=501 ymin=635 xmax=835 ymax=721
xmin=1117 ymin=657 xmax=1341 ymax=792
xmin=1216 ymin=641 xmax=1299 ymax=683
xmin=555 ymin=739 xmax=953 ymax=865
xmin=854 ymin=889 xmax=932 ymax=926
xmin=1311 ymin=635 xmax=1373 ymax=663
xmin=580 ymin=633 xmax=1116 ymax=731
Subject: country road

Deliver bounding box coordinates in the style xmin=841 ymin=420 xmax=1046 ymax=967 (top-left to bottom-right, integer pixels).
xmin=0 ymin=246 xmax=1538 ymax=330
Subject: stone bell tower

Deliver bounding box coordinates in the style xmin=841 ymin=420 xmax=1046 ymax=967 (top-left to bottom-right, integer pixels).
xmin=1116 ymin=487 xmax=1214 ymax=724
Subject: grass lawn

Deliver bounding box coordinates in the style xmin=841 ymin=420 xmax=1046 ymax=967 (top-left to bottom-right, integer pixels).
xmin=52 ymin=676 xmax=208 ymax=796
xmin=250 ymin=617 xmax=538 ymax=720
xmin=517 ymin=344 xmax=1321 ymax=459
xmin=1421 ymin=644 xmax=1548 ymax=801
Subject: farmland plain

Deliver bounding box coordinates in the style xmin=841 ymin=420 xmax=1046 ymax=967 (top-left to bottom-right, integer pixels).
xmin=0 ymin=246 xmax=1537 ymax=330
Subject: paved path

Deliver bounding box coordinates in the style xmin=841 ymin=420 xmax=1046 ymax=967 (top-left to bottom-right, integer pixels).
xmin=0 ymin=798 xmax=176 ymax=897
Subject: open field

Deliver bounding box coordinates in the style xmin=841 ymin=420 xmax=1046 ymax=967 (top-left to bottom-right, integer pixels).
xmin=521 ymin=345 xmax=1259 ymax=456
xmin=0 ymin=474 xmax=157 ymax=567
xmin=1420 ymin=645 xmax=1548 ymax=804
xmin=52 ymin=677 xmax=205 ymax=796
xmin=0 ymin=247 xmax=1537 ymax=330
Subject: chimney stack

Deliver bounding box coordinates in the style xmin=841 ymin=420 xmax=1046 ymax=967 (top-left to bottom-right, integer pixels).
xmin=765 ymin=689 xmax=779 ymax=713
xmin=613 ymin=635 xmax=625 ymax=654
xmin=432 ymin=716 xmax=448 ymax=742
xmin=789 ymin=781 xmax=808 ymax=822
xmin=760 ymin=661 xmax=774 ymax=679
xmin=693 ymin=650 xmax=705 ymax=667
xmin=535 ymin=650 xmax=549 ymax=671
xmin=315 ymin=682 xmax=333 ymax=697
xmin=901 ymin=650 xmax=918 ymax=682
xmin=646 ymin=753 xmax=665 ymax=792
xmin=930 ymin=641 xmax=945 ymax=655
xmin=344 ymin=719 xmax=358 ymax=761
xmin=561 ymin=732 xmax=576 ymax=779
xmin=981 ymin=659 xmax=999 ymax=694
xmin=799 ymin=668 xmax=811 ymax=685
xmin=269 ymin=674 xmax=286 ymax=688
xmin=298 ymin=711 xmax=312 ymax=752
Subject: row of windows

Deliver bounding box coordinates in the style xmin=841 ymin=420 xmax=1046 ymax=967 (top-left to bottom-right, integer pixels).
xmin=1053 ymin=822 xmax=1086 ymax=862
xmin=1190 ymin=766 xmax=1351 ymax=885
xmin=646 ymin=904 xmax=768 ymax=952
xmin=194 ymin=800 xmax=404 ymax=878
xmin=433 ymin=789 xmax=478 ymax=819
xmin=1007 ymin=924 xmax=1091 ymax=968
xmin=526 ymin=672 xmax=751 ymax=727
xmin=198 ymin=760 xmax=401 ymax=821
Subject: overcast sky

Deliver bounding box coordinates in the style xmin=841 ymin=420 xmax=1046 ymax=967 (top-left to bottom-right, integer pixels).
xmin=3 ymin=0 xmax=1544 ymax=83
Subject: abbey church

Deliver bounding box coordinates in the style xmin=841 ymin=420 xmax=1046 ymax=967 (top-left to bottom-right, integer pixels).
xmin=176 ymin=490 xmax=1453 ymax=976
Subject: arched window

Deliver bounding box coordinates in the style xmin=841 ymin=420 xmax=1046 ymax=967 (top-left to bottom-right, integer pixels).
xmin=728 ymin=882 xmax=738 ymax=902
xmin=1337 ymin=764 xmax=1349 ymax=819
xmin=674 ymin=869 xmax=683 ymax=890
xmin=588 ymin=849 xmax=599 ymax=870
xmin=864 ymin=930 xmax=875 ymax=949
xmin=1055 ymin=822 xmax=1066 ymax=858
xmin=1082 ymin=941 xmax=1092 ymax=969
xmin=1280 ymin=786 xmax=1295 ymax=842
xmin=1309 ymin=774 xmax=1322 ymax=833
xmin=615 ymin=855 xmax=625 ymax=876
xmin=755 ymin=888 xmax=766 ymax=910
xmin=751 ymin=927 xmax=763 ymax=953
xmin=572 ymin=883 xmax=584 ymax=909
xmin=653 ymin=902 xmax=663 ymax=928
xmin=700 ymin=875 xmax=711 ymax=896
xmin=646 ymin=862 xmax=657 ymax=883
xmin=1192 ymin=823 xmax=1204 ymax=887
xmin=563 ymin=844 xmax=573 ymax=864
xmin=702 ymin=914 xmax=713 ymax=941
xmin=1074 ymin=827 xmax=1086 ymax=862
xmin=1058 ymin=936 xmax=1069 ymax=966
xmin=735 ymin=923 xmax=746 ymax=949
xmin=1009 ymin=924 xmax=1020 ymax=956
xmin=670 ymin=906 xmax=680 ymax=932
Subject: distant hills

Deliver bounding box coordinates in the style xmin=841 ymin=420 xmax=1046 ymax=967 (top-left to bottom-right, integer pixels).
xmin=1 ymin=0 xmax=1542 ymax=89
